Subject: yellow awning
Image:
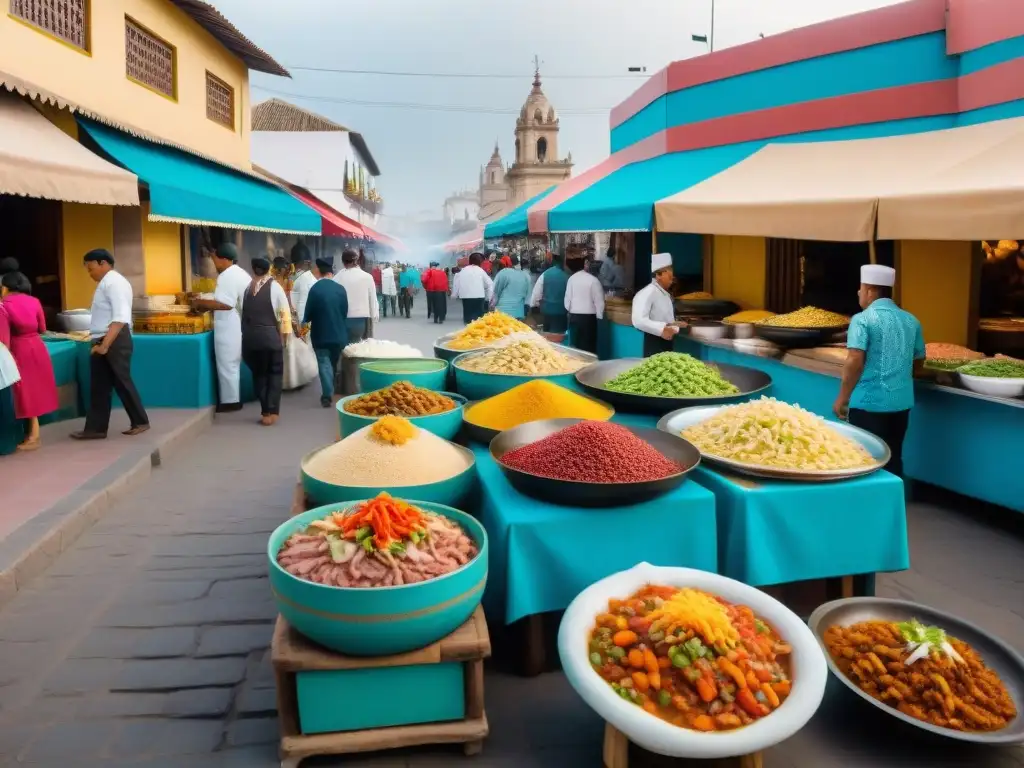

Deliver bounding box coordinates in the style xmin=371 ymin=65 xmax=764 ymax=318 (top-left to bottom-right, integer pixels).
xmin=655 ymin=118 xmax=1024 ymax=242
xmin=0 ymin=91 xmax=138 ymax=207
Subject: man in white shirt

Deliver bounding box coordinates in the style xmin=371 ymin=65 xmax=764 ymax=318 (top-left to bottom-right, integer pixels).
xmin=632 ymin=252 xmax=687 ymax=358
xmin=289 ymin=242 xmax=316 ymax=328
xmin=564 ymin=254 xmax=605 ymax=355
xmin=451 ymin=253 xmax=493 ymax=324
xmin=71 ymin=249 xmax=150 ymax=440
xmin=191 ymin=243 xmax=251 ymax=412
xmin=333 ymin=249 xmax=378 ymax=343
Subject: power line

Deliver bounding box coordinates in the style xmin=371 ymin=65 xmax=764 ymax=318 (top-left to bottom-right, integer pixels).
xmin=251 ymin=84 xmax=611 ymax=115
xmin=284 ymin=65 xmax=647 ymax=80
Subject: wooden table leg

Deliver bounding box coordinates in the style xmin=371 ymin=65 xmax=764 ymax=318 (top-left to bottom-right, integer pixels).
xmin=522 ymin=614 xmax=547 ymax=677
xmin=602 ymin=723 xmax=629 ymax=768
xmin=840 ymin=575 xmax=855 ymax=599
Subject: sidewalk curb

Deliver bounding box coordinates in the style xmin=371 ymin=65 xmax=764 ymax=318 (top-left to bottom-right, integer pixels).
xmin=0 ymin=408 xmax=214 ymax=610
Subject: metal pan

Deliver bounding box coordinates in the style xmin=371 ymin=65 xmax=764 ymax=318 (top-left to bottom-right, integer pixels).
xmin=575 ymin=358 xmax=772 ymax=414
xmin=753 ymin=325 xmax=848 ymax=349
xmin=808 ymin=598 xmax=1024 ymax=745
xmin=461 ymin=388 xmax=615 ymax=445
xmin=489 ymin=418 xmax=700 ymax=507
xmin=674 ymin=298 xmax=740 ymax=317
xmin=657 ymin=404 xmax=890 ymax=482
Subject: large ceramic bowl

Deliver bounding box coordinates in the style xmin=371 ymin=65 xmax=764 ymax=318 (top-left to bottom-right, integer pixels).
xmin=300 ymin=442 xmax=477 ymax=508
xmin=452 ymin=344 xmax=596 ymax=401
xmin=558 ymin=562 xmax=827 ymax=759
xmin=269 ymin=500 xmax=488 ymax=656
xmin=958 ymin=373 xmax=1024 ymax=399
xmin=358 ymin=358 xmax=449 ymax=393
xmin=336 ymin=391 xmax=467 ymax=440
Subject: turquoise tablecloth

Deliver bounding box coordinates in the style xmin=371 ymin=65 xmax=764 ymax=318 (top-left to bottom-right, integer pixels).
xmin=471 ymin=443 xmax=718 ymax=624
xmin=129 ymin=332 xmax=216 ymax=408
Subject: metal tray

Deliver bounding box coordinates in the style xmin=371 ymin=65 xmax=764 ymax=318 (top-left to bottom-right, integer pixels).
xmin=489 ymin=418 xmax=700 ymax=506
xmin=575 ymin=358 xmax=772 ymax=414
xmin=452 ymin=343 xmax=597 ymax=374
xmin=657 ymin=404 xmax=890 ymax=482
xmin=753 ymin=325 xmax=848 ymax=349
xmin=674 ymin=298 xmax=740 ymax=317
xmin=808 ymin=598 xmax=1024 ymax=745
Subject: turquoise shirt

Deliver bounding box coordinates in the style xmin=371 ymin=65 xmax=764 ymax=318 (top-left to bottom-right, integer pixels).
xmin=492 ymin=267 xmax=531 ymax=319
xmin=398 ymin=270 xmax=421 ymax=290
xmin=847 ymin=298 xmax=925 ymax=413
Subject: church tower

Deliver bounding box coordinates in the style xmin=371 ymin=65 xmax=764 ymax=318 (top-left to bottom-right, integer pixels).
xmin=477 ymin=141 xmax=511 ymax=222
xmin=505 ymin=61 xmax=573 ymax=206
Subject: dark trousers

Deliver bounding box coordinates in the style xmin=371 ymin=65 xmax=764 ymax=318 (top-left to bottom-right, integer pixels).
xmin=85 ymin=328 xmax=149 ymax=435
xmin=849 ymin=408 xmax=910 ymax=478
xmin=643 ymin=332 xmax=675 ymax=358
xmin=462 ymin=298 xmax=486 ymax=324
xmin=399 ymin=288 xmax=414 ymax=318
xmin=429 ymin=291 xmax=447 ymax=323
xmin=542 ymin=313 xmax=568 ymax=334
xmin=382 ymin=294 xmax=397 ymax=317
xmin=242 ymin=346 xmax=283 ymax=416
xmin=426 ymin=290 xmax=433 ymax=318
xmin=314 ymin=344 xmax=341 ymax=400
xmin=568 ymin=313 xmax=598 ymax=355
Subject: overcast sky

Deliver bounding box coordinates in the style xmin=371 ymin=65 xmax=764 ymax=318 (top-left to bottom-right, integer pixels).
xmin=215 ymin=0 xmax=905 ymax=219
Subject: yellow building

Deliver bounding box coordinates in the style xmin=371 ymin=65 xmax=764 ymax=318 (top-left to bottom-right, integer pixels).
xmin=0 ymin=0 xmax=317 ymax=312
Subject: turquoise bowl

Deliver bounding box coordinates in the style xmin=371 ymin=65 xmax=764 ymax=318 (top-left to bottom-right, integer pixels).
xmin=268 ymin=500 xmax=488 ymax=656
xmin=336 ymin=391 xmax=467 ymax=440
xmin=451 ymin=345 xmax=597 ymax=401
xmin=300 ymin=443 xmax=478 ymax=508
xmin=358 ymin=358 xmax=449 ymax=393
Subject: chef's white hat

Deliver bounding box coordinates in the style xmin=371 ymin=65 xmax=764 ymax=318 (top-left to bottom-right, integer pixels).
xmin=861 ymin=264 xmax=896 ymax=287
xmin=651 ymin=253 xmax=673 ymax=273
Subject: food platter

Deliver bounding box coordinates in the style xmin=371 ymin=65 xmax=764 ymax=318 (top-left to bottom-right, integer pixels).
xmin=489 ymin=418 xmax=700 ymax=506
xmin=808 ymin=598 xmax=1024 ymax=744
xmin=558 ymin=562 xmax=828 ymax=758
xmin=753 ymin=325 xmax=847 ymax=349
xmin=575 ymin=358 xmax=772 ymax=413
xmin=657 ymin=405 xmax=890 ymax=482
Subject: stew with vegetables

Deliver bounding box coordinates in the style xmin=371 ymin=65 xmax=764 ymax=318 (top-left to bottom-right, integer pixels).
xmin=588 ymin=585 xmax=793 ymax=732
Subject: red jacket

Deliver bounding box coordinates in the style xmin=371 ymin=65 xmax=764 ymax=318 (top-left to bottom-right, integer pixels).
xmin=424 ymin=268 xmax=449 ymax=292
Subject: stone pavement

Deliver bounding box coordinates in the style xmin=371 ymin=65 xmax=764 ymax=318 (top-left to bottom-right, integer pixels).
xmin=0 ymin=301 xmax=1022 ymax=767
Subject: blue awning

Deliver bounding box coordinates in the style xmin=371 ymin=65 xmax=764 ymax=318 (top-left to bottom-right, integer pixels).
xmin=546 ymin=142 xmax=764 ymax=233
xmin=483 ymin=188 xmax=555 ymax=239
xmin=78 ymin=119 xmax=320 ymax=235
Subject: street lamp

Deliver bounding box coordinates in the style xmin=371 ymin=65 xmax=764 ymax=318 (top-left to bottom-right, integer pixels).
xmin=692 ymin=0 xmax=716 ymax=52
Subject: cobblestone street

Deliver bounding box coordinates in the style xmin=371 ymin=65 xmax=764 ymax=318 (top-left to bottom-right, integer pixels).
xmin=1 ymin=303 xmax=1023 ymax=767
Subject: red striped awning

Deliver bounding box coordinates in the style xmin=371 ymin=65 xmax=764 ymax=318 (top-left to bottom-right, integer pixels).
xmin=287 ymin=186 xmax=365 ymax=238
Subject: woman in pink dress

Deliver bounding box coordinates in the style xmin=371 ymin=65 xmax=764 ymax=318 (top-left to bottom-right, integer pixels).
xmin=1 ymin=271 xmax=58 ymax=450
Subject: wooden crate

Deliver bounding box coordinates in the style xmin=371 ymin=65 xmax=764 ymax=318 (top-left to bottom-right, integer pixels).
xmin=273 ymin=607 xmax=491 ymax=767
xmin=602 ymin=724 xmax=763 ymax=768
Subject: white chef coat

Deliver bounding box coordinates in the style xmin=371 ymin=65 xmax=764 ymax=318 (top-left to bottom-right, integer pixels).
xmin=632 ymin=280 xmax=676 ymax=336
xmin=290 ymin=269 xmax=316 ymax=324
xmin=451 ymin=264 xmax=493 ymax=301
xmin=564 ymin=270 xmax=605 ymax=319
xmin=334 ymin=266 xmax=380 ymax=320
xmin=381 ymin=266 xmax=397 ymax=296
xmin=212 ymin=263 xmax=252 ymax=405
xmin=88 ymin=270 xmax=133 ymax=338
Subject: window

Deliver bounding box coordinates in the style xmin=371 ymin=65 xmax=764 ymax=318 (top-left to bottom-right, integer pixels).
xmin=205 ymin=71 xmax=234 ymax=129
xmin=125 ymin=17 xmax=176 ymax=99
xmin=9 ymin=0 xmax=88 ymax=51
xmin=536 ymin=137 xmax=547 ymax=162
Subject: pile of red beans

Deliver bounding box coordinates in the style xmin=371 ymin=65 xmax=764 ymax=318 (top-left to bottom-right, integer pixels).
xmin=500 ymin=421 xmax=683 ymax=483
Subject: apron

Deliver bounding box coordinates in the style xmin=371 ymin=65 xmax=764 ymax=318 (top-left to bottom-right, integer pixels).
xmin=214 ymin=311 xmax=242 ymax=404
xmin=643 ymin=333 xmax=674 ymax=358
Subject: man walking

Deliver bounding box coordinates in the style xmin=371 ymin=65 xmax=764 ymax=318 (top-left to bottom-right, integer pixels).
xmin=530 ymin=251 xmax=569 ymax=334
xmin=834 ymin=264 xmax=924 ymax=479
xmin=302 ymin=258 xmax=349 ymax=408
xmin=398 ymin=265 xmax=420 ymax=319
xmin=380 ymin=262 xmax=397 ymax=318
xmin=71 ymin=249 xmax=149 ymax=440
xmin=333 ymin=249 xmax=378 ymax=392
xmin=289 ymin=242 xmax=316 ymax=327
xmin=564 ymin=253 xmax=605 ymax=354
xmin=452 ymin=253 xmax=493 ymax=323
xmin=241 ymin=256 xmax=290 ymax=426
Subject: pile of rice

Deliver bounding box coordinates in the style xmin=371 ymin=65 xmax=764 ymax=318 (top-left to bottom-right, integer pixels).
xmin=343 ymin=339 xmax=423 ymax=358
xmin=304 ymin=424 xmax=471 ymax=486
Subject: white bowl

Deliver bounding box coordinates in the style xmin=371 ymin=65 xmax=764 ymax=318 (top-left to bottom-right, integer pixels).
xmin=731 ymin=323 xmax=756 ymax=339
xmin=58 ymin=310 xmax=92 ymax=333
xmin=557 ymin=562 xmax=827 ymax=760
xmin=958 ymin=373 xmax=1024 ymax=398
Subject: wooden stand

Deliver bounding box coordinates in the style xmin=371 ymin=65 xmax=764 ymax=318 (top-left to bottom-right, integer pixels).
xmin=602 ymin=724 xmax=763 ymax=768
xmin=272 ymin=606 xmax=491 ymax=768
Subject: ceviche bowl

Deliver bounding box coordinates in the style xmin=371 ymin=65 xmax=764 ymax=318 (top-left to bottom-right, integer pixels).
xmin=557 ymin=562 xmax=827 ymax=759
xmin=269 ymin=500 xmax=488 ymax=656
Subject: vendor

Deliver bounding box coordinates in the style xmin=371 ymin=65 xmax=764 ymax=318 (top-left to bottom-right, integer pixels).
xmin=833 ymin=264 xmax=925 ymax=479
xmin=632 ymin=253 xmax=686 ymax=357
xmin=191 ymin=243 xmax=251 ymax=413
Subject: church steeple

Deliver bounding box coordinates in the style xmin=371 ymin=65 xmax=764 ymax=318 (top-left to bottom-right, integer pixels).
xmin=532 ymin=55 xmax=541 ymax=88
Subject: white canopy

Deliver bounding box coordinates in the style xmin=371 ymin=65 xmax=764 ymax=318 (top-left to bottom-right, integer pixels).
xmin=0 ymin=91 xmax=139 ymax=207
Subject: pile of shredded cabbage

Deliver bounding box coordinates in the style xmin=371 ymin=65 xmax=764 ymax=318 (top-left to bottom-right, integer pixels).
xmin=682 ymin=397 xmax=875 ymax=471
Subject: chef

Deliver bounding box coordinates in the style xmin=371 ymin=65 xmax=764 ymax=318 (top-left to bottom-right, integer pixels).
xmin=192 ymin=243 xmax=251 ymax=412
xmin=632 ymin=252 xmax=686 ymax=357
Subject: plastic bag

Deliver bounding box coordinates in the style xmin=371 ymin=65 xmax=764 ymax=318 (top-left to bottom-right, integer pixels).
xmin=283 ymin=335 xmax=318 ymax=390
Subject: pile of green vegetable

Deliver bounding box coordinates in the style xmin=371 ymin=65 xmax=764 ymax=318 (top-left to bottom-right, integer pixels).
xmin=924 ymin=358 xmax=968 ymax=372
xmin=604 ymin=352 xmax=740 ymax=397
xmin=958 ymin=359 xmax=1024 ymax=379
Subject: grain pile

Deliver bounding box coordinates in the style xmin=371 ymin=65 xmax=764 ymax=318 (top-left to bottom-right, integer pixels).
xmin=304 ymin=419 xmax=471 ymax=486
xmin=464 ymin=380 xmax=613 ymax=431
xmin=758 ymin=307 xmax=848 ymax=328
xmin=458 ymin=339 xmax=586 ymax=375
xmin=344 ymin=382 xmax=456 ymax=417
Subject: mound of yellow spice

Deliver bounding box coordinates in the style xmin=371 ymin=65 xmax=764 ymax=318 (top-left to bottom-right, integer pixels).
xmin=370 ymin=415 xmax=417 ymax=446
xmin=445 ymin=311 xmax=532 ymax=350
xmin=464 ymin=380 xmax=613 ymax=431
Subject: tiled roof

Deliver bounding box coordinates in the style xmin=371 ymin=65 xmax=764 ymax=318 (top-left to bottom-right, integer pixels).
xmin=169 ymin=0 xmax=289 ymax=77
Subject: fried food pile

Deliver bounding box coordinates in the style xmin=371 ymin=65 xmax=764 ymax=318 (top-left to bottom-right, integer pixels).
xmin=824 ymin=620 xmax=1016 ymax=732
